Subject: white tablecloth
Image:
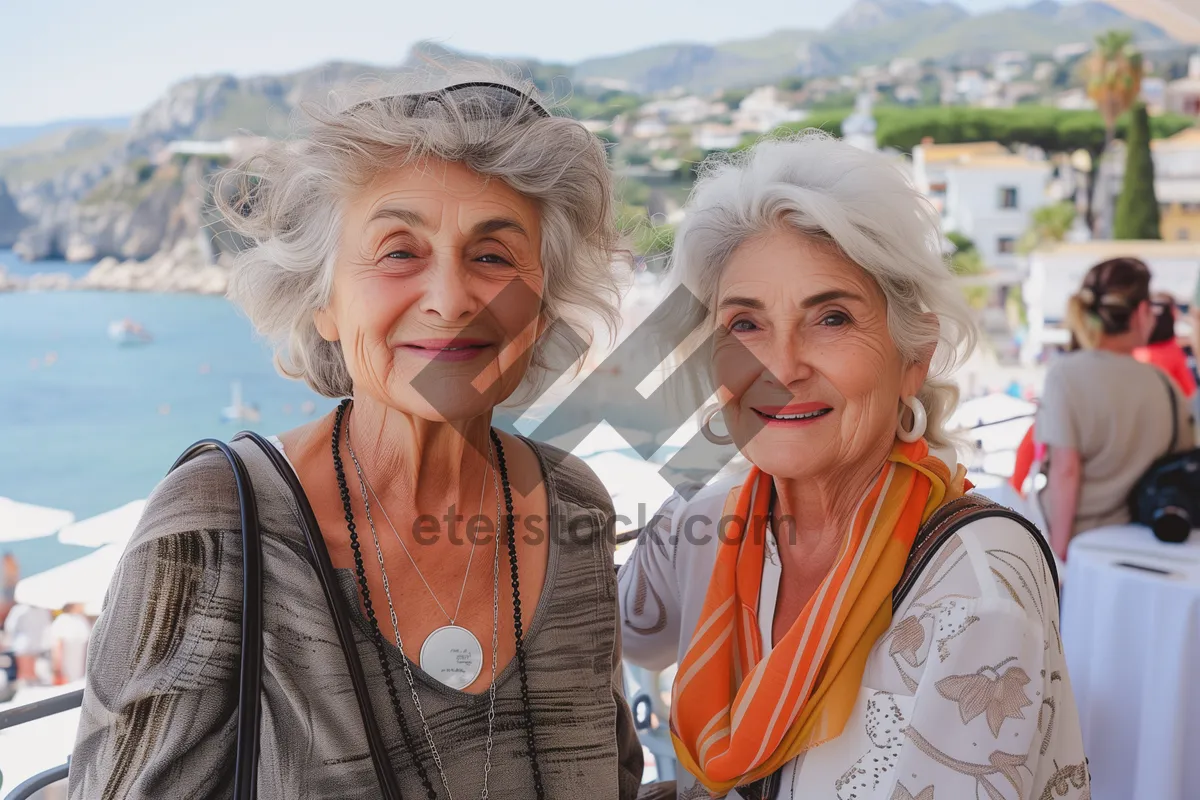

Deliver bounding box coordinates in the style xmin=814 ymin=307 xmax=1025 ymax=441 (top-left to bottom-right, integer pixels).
xmin=1061 ymin=525 xmax=1200 ymax=800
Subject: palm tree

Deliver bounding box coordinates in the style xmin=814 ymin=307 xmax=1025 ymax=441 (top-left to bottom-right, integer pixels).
xmin=1086 ymin=30 xmax=1144 ymax=237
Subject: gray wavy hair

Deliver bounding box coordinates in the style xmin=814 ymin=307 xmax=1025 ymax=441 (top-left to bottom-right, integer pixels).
xmin=668 ymin=131 xmax=977 ymax=447
xmin=214 ymin=66 xmax=624 ymax=399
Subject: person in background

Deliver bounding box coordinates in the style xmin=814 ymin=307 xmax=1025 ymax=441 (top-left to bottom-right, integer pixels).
xmin=1 ymin=552 xmax=18 ymax=617
xmin=1038 ymin=259 xmax=1195 ymax=562
xmin=3 ymin=602 xmax=51 ymax=683
xmin=48 ymin=603 xmax=91 ymax=685
xmin=1134 ymin=292 xmax=1196 ymax=397
xmin=1009 ymin=423 xmax=1041 ymax=496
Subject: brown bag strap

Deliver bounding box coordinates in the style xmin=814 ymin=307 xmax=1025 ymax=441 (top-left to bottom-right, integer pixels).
xmin=893 ymin=494 xmax=1060 ymax=611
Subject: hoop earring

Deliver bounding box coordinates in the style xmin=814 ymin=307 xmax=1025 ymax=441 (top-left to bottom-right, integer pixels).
xmin=897 ymin=395 xmax=927 ymax=443
xmin=700 ymin=404 xmax=735 ymax=446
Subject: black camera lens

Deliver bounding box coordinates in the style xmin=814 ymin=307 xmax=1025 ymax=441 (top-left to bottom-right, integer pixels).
xmin=1152 ymin=505 xmax=1191 ymax=544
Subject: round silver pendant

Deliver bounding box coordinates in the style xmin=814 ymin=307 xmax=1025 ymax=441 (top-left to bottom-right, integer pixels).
xmin=419 ymin=625 xmax=484 ymax=689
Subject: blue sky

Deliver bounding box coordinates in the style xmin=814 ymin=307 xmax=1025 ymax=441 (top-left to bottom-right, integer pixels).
xmin=2 ymin=0 xmax=1042 ymax=126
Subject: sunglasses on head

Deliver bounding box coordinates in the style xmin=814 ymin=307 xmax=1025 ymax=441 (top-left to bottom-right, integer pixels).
xmin=350 ymin=81 xmax=550 ymax=122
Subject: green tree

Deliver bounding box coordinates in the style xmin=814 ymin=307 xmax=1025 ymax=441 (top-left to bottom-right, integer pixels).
xmin=947 ymin=232 xmax=989 ymax=309
xmin=1086 ymin=30 xmax=1144 ymax=234
xmin=1114 ymin=102 xmax=1162 ymax=240
xmin=1087 ymin=30 xmax=1144 ymax=155
xmin=721 ymin=89 xmax=751 ymax=110
xmin=1018 ymin=201 xmax=1077 ymax=254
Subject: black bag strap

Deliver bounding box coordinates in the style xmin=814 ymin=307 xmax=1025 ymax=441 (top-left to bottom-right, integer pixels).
xmin=893 ymin=494 xmax=1061 ymax=611
xmin=168 ymin=434 xmax=402 ymax=800
xmin=1158 ymin=370 xmax=1180 ymax=455
xmin=168 ymin=439 xmax=264 ymax=800
xmin=235 ymin=432 xmax=403 ymax=800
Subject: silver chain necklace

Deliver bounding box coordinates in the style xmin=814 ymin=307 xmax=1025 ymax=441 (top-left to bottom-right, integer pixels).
xmin=346 ymin=417 xmax=501 ymax=800
xmin=355 ymin=438 xmax=490 ymax=688
xmin=359 ymin=459 xmax=486 ymax=627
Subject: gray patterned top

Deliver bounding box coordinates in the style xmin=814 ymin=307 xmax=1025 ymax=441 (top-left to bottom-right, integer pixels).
xmin=68 ymin=436 xmax=643 ymax=799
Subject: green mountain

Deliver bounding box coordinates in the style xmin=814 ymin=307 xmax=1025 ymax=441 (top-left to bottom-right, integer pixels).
xmin=574 ymin=0 xmax=1174 ymax=92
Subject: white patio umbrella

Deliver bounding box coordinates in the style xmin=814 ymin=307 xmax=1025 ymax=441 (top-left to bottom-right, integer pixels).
xmin=56 ymin=499 xmax=147 ymax=548
xmin=14 ymin=543 xmax=124 ymax=616
xmin=582 ymin=451 xmax=677 ymax=536
xmin=546 ymin=422 xmax=656 ymax=460
xmin=950 ymin=393 xmax=1037 ymax=431
xmin=0 ymin=497 xmax=74 ymax=543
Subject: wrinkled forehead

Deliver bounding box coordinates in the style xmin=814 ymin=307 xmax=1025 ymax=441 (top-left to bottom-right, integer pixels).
xmin=715 ymin=229 xmax=885 ymax=311
xmin=344 ymin=160 xmax=541 ymax=236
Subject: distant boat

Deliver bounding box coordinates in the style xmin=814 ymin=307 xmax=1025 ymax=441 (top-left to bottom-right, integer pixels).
xmin=108 ymin=318 xmax=152 ymax=345
xmin=221 ymin=381 xmax=261 ymax=423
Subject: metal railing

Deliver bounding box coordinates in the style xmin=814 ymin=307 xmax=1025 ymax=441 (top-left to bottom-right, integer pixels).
xmin=0 ymin=689 xmax=83 ymax=799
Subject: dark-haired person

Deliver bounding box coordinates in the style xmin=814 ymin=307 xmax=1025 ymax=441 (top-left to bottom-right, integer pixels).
xmin=1037 ymin=260 xmax=1195 ymax=563
xmin=1134 ymin=292 xmax=1196 ymax=397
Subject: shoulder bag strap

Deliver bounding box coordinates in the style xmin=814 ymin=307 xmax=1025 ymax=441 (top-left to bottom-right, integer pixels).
xmin=1157 ymin=370 xmax=1180 ymax=454
xmin=893 ymin=494 xmax=1061 ymax=612
xmin=168 ymin=439 xmax=264 ymax=800
xmin=234 ymin=432 xmax=403 ymax=800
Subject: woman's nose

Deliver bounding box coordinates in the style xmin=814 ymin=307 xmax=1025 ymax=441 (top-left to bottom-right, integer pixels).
xmin=418 ymin=260 xmax=478 ymax=321
xmin=762 ymin=336 xmax=815 ymax=386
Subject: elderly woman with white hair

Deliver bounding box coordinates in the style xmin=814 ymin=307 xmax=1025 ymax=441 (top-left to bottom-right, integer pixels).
xmin=69 ymin=75 xmax=643 ymax=799
xmin=619 ymin=134 xmax=1088 ymax=800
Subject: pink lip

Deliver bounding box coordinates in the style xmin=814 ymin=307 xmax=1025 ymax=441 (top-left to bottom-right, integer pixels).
xmin=397 ymin=339 xmax=495 ymax=362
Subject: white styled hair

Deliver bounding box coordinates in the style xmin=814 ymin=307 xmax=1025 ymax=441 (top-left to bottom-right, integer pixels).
xmin=214 ymin=64 xmax=625 ymax=398
xmin=668 ymin=131 xmax=976 ymax=447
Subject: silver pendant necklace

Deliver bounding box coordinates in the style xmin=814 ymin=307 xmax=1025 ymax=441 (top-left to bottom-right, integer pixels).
xmin=351 ymin=430 xmax=491 ymax=690
xmin=346 ymin=416 xmax=502 ymax=800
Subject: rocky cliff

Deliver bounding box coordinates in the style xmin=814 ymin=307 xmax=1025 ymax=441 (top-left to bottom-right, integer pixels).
xmin=0 ymin=180 xmax=29 ymax=247
xmin=12 ymin=156 xmax=205 ymax=262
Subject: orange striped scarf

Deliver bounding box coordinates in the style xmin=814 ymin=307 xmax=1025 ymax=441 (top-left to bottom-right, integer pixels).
xmin=670 ymin=439 xmax=968 ymax=794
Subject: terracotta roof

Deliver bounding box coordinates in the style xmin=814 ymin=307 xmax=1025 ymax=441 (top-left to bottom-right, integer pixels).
xmin=917 ymin=141 xmax=1009 ymax=163
xmin=944 ymin=155 xmax=1050 ymax=171
xmin=1032 ymin=240 xmax=1200 ymax=258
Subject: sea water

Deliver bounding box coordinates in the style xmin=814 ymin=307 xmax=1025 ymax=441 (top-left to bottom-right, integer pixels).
xmin=0 ymin=252 xmax=335 ymax=573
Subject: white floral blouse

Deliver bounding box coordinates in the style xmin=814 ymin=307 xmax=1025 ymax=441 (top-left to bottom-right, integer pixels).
xmin=618 ymin=475 xmax=1091 ymax=800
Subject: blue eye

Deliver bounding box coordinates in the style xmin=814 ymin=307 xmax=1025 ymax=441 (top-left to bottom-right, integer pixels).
xmin=730 ymin=319 xmax=758 ymax=332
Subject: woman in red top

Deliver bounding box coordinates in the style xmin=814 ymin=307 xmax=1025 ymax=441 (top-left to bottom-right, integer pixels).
xmin=1133 ymin=292 xmax=1196 ymax=397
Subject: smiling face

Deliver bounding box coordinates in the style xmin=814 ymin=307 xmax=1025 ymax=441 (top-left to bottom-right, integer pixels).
xmin=711 ymin=227 xmax=930 ymax=481
xmin=314 ymin=158 xmax=544 ymax=420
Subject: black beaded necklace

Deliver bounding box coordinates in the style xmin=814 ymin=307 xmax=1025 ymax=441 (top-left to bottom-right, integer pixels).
xmin=331 ymin=399 xmax=545 ymax=800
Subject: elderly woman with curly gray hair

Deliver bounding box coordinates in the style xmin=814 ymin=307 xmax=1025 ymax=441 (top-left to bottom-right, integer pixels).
xmin=69 ymin=72 xmax=643 ymax=800
xmin=620 ymin=134 xmax=1089 ymax=800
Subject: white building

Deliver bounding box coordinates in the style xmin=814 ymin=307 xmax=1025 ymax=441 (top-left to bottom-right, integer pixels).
xmin=631 ymin=117 xmax=669 ymax=140
xmin=1023 ymin=240 xmax=1200 ymax=363
xmin=640 ymin=95 xmax=724 ymax=126
xmin=954 ymin=71 xmax=988 ymax=104
xmin=692 ymin=123 xmax=742 ymax=151
xmin=732 ymin=86 xmax=806 ymax=134
xmin=912 ymin=141 xmax=1052 ymax=274
xmin=842 ymin=93 xmax=877 ymax=151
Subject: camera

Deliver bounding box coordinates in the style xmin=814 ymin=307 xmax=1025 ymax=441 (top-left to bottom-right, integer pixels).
xmin=1132 ymin=456 xmax=1199 ymax=544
